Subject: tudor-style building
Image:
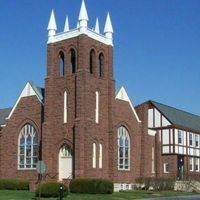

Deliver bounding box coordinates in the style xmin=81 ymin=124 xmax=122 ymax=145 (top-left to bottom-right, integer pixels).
xmin=136 ymin=100 xmax=200 ymax=180
xmin=0 ymin=0 xmax=199 ymax=191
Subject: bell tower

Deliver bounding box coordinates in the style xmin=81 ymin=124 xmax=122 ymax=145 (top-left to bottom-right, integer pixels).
xmin=43 ymin=0 xmax=115 ymax=180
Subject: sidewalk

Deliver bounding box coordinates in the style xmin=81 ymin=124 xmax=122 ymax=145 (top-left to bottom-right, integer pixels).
xmin=141 ymin=194 xmax=200 ymax=200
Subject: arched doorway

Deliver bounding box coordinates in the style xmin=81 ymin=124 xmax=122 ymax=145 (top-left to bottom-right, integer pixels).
xmin=58 ymin=144 xmax=72 ymax=181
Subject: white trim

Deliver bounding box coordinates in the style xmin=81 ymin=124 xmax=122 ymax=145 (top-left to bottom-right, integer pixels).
xmin=163 ymin=163 xmax=169 ymax=173
xmin=47 ymin=28 xmax=113 ymax=46
xmin=148 ymin=129 xmax=156 ymax=136
xmin=99 ymin=143 xmax=102 ymax=169
xmin=95 ymin=91 xmax=99 ymax=124
xmin=64 ymin=91 xmax=67 ymax=123
xmin=92 ymin=143 xmax=96 ymax=168
xmin=115 ymin=86 xmax=141 ymax=123
xmin=7 ymin=82 xmax=43 ymax=120
xmin=0 ymin=125 xmax=6 ymax=127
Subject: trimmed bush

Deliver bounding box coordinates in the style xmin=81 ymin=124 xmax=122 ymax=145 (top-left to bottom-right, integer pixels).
xmin=135 ymin=177 xmax=174 ymax=191
xmin=35 ymin=181 xmax=68 ymax=198
xmin=0 ymin=179 xmax=29 ymax=190
xmin=69 ymin=178 xmax=113 ymax=194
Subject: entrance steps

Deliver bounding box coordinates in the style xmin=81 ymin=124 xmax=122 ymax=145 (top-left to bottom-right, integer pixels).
xmin=174 ymin=181 xmax=200 ymax=193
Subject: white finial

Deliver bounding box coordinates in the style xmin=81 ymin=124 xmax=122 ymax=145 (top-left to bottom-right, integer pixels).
xmin=104 ymin=12 xmax=113 ymax=45
xmin=95 ymin=17 xmax=100 ymax=34
xmin=104 ymin=12 xmax=113 ymax=34
xmin=47 ymin=10 xmax=57 ymax=42
xmin=64 ymin=16 xmax=69 ymax=32
xmin=78 ymin=0 xmax=89 ymax=32
xmin=77 ymin=22 xmax=80 ymax=29
xmin=47 ymin=10 xmax=57 ymax=32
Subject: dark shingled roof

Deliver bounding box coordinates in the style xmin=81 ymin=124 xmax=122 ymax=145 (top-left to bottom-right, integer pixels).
xmin=150 ymin=100 xmax=200 ymax=132
xmin=0 ymin=108 xmax=12 ymax=125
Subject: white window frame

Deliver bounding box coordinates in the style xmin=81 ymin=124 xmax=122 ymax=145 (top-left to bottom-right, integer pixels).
xmin=178 ymin=130 xmax=182 ymax=145
xmin=163 ymin=163 xmax=169 ymax=173
xmin=117 ymin=126 xmax=130 ymax=171
xmin=189 ymin=133 xmax=193 ymax=146
xmin=92 ymin=143 xmax=96 ymax=168
xmin=195 ymin=135 xmax=199 ymax=147
xmin=195 ymin=158 xmax=199 ymax=172
xmin=189 ymin=157 xmax=194 ymax=171
xmin=64 ymin=91 xmax=67 ymax=123
xmin=18 ymin=124 xmax=38 ymax=170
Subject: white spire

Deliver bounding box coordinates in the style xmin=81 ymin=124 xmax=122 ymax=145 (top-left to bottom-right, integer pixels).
xmin=95 ymin=17 xmax=100 ymax=34
xmin=104 ymin=12 xmax=113 ymax=45
xmin=78 ymin=0 xmax=89 ymax=21
xmin=104 ymin=12 xmax=113 ymax=34
xmin=64 ymin=16 xmax=69 ymax=32
xmin=78 ymin=0 xmax=88 ymax=32
xmin=47 ymin=10 xmax=57 ymax=43
xmin=47 ymin=10 xmax=57 ymax=32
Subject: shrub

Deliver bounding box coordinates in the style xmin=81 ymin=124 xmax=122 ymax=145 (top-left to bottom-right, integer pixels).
xmin=69 ymin=178 xmax=113 ymax=194
xmin=135 ymin=177 xmax=174 ymax=191
xmin=35 ymin=181 xmax=68 ymax=198
xmin=0 ymin=179 xmax=29 ymax=190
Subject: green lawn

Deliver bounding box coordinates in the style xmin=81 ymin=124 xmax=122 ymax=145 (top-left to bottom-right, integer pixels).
xmin=0 ymin=190 xmax=197 ymax=200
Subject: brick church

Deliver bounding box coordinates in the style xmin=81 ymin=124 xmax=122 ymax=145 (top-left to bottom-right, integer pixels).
xmin=0 ymin=0 xmax=199 ymax=191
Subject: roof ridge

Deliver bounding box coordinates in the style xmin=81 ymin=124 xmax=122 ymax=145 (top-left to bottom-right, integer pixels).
xmin=0 ymin=107 xmax=12 ymax=111
xmin=150 ymin=100 xmax=200 ymax=118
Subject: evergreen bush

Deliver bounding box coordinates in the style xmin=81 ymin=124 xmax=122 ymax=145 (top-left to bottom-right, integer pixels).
xmin=35 ymin=181 xmax=68 ymax=198
xmin=0 ymin=179 xmax=29 ymax=190
xmin=69 ymin=178 xmax=113 ymax=194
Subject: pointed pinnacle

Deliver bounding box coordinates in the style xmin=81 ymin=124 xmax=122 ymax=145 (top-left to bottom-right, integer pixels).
xmin=95 ymin=17 xmax=100 ymax=34
xmin=104 ymin=12 xmax=113 ymax=33
xmin=47 ymin=9 xmax=57 ymax=31
xmin=78 ymin=0 xmax=89 ymax=21
xmin=64 ymin=16 xmax=69 ymax=32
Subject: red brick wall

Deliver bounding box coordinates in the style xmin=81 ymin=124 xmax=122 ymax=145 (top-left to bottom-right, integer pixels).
xmin=112 ymin=99 xmax=142 ymax=183
xmin=43 ymin=34 xmax=115 ymax=180
xmin=0 ymin=96 xmax=42 ymax=181
xmin=135 ymin=103 xmax=156 ymax=178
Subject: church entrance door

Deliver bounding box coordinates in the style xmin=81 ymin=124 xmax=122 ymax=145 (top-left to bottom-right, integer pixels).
xmin=58 ymin=145 xmax=73 ymax=181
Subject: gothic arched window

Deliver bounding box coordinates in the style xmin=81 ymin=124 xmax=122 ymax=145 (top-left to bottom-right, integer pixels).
xmin=90 ymin=50 xmax=96 ymax=74
xmin=70 ymin=49 xmax=76 ymax=73
xmin=59 ymin=51 xmax=65 ymax=76
xmin=18 ymin=124 xmax=38 ymax=169
xmin=117 ymin=126 xmax=130 ymax=170
xmin=98 ymin=53 xmax=104 ymax=77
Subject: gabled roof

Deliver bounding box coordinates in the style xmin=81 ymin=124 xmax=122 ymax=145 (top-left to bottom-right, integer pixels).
xmin=7 ymin=81 xmax=44 ymax=120
xmin=0 ymin=108 xmax=12 ymax=125
xmin=150 ymin=100 xmax=200 ymax=132
xmin=115 ymin=86 xmax=141 ymax=123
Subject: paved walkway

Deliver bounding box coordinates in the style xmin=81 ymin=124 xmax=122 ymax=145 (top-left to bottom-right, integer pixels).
xmin=142 ymin=195 xmax=200 ymax=200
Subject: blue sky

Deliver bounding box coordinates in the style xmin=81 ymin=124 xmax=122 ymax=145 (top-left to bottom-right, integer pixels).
xmin=0 ymin=0 xmax=200 ymax=115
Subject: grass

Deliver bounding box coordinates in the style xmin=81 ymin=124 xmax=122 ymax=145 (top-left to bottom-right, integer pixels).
xmin=0 ymin=190 xmax=197 ymax=200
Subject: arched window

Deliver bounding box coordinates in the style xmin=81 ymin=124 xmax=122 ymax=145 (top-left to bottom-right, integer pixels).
xmin=98 ymin=53 xmax=104 ymax=77
xmin=64 ymin=91 xmax=68 ymax=123
xmin=92 ymin=143 xmax=96 ymax=168
xmin=117 ymin=126 xmax=130 ymax=170
xmin=18 ymin=124 xmax=38 ymax=169
xmin=90 ymin=50 xmax=95 ymax=74
xmin=95 ymin=91 xmax=99 ymax=124
xmin=59 ymin=52 xmax=65 ymax=76
xmin=60 ymin=144 xmax=72 ymax=157
xmin=70 ymin=49 xmax=76 ymax=73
